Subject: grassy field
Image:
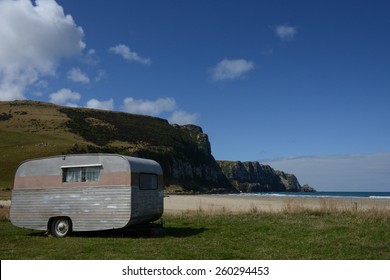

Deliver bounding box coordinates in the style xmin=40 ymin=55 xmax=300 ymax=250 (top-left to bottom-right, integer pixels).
xmin=1 ymin=206 xmax=389 ymax=260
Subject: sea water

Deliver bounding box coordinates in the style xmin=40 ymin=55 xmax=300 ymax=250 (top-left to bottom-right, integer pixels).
xmin=227 ymin=191 xmax=390 ymax=199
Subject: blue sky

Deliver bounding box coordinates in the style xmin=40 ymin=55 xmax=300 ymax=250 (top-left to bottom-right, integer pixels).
xmin=0 ymin=0 xmax=389 ymax=191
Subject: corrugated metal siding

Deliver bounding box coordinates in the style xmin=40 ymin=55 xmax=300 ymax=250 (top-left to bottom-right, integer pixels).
xmin=129 ymin=186 xmax=164 ymax=225
xmin=10 ymin=186 xmax=131 ymax=232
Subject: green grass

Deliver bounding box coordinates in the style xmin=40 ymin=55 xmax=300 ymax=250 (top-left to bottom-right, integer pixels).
xmin=0 ymin=131 xmax=76 ymax=190
xmin=1 ymin=210 xmax=389 ymax=260
xmin=0 ymin=101 xmax=82 ymax=190
xmin=0 ymin=100 xmax=229 ymax=193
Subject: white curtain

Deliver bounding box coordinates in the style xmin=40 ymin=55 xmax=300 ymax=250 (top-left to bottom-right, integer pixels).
xmin=63 ymin=167 xmax=100 ymax=182
xmin=65 ymin=168 xmax=82 ymax=182
xmin=84 ymin=167 xmax=100 ymax=182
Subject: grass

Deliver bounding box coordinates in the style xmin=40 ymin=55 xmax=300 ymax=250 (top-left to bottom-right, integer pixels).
xmin=1 ymin=205 xmax=389 ymax=260
xmin=0 ymin=100 xmax=228 ymax=193
xmin=0 ymin=101 xmax=83 ymax=189
xmin=0 ymin=131 xmax=78 ymax=189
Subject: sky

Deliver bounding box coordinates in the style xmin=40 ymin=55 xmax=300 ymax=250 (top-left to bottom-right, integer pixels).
xmin=0 ymin=0 xmax=389 ymax=191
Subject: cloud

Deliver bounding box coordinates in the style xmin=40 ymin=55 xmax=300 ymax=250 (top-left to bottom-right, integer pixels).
xmin=210 ymin=59 xmax=254 ymax=81
xmin=109 ymin=44 xmax=151 ymax=65
xmin=275 ymin=25 xmax=297 ymax=41
xmin=0 ymin=0 xmax=85 ymax=101
xmin=83 ymin=49 xmax=100 ymax=66
xmin=122 ymin=97 xmax=176 ymax=116
xmin=67 ymin=67 xmax=90 ymax=83
xmin=50 ymin=90 xmax=114 ymax=110
xmin=121 ymin=96 xmax=198 ymax=124
xmin=49 ymin=88 xmax=80 ymax=107
xmin=168 ymin=110 xmax=199 ymax=125
xmin=94 ymin=69 xmax=107 ymax=82
xmin=264 ymin=153 xmax=390 ymax=191
xmin=86 ymin=98 xmax=114 ymax=111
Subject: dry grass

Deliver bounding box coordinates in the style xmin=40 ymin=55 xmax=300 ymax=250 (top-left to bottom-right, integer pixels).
xmin=0 ymin=206 xmax=9 ymax=221
xmin=176 ymin=197 xmax=390 ymax=220
xmin=0 ymin=189 xmax=11 ymax=200
xmin=277 ymin=198 xmax=390 ymax=223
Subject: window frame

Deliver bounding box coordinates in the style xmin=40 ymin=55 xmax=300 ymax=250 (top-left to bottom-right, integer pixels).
xmin=61 ymin=164 xmax=102 ymax=183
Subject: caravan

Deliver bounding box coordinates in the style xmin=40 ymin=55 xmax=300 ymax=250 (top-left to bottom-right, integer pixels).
xmin=10 ymin=154 xmax=164 ymax=237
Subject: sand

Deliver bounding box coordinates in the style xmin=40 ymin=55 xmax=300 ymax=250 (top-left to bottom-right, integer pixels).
xmin=164 ymin=194 xmax=390 ymax=214
xmin=2 ymin=195 xmax=389 ymax=214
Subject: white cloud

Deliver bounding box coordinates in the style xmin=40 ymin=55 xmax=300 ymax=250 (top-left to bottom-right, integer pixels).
xmin=168 ymin=110 xmax=199 ymax=125
xmin=67 ymin=67 xmax=90 ymax=83
xmin=122 ymin=97 xmax=176 ymax=116
xmin=86 ymin=98 xmax=114 ymax=111
xmin=109 ymin=44 xmax=151 ymax=65
xmin=121 ymin=96 xmax=198 ymax=124
xmin=94 ymin=69 xmax=107 ymax=82
xmin=210 ymin=59 xmax=254 ymax=81
xmin=0 ymin=0 xmax=85 ymax=101
xmin=49 ymin=88 xmax=80 ymax=107
xmin=264 ymin=153 xmax=390 ymax=192
xmin=83 ymin=49 xmax=100 ymax=66
xmin=275 ymin=25 xmax=297 ymax=41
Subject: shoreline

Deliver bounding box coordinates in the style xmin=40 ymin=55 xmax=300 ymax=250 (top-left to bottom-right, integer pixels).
xmin=164 ymin=194 xmax=390 ymax=214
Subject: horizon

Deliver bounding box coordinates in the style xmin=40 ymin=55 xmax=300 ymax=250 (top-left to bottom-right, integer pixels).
xmin=0 ymin=0 xmax=389 ymax=192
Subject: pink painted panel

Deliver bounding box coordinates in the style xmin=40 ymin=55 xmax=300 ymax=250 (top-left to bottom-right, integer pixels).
xmin=14 ymin=171 xmax=130 ymax=189
xmin=14 ymin=175 xmax=61 ymax=189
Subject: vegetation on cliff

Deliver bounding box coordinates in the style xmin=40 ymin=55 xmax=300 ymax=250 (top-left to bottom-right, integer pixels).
xmin=217 ymin=160 xmax=315 ymax=192
xmin=0 ymin=101 xmax=231 ymax=192
xmin=0 ymin=100 xmax=313 ymax=194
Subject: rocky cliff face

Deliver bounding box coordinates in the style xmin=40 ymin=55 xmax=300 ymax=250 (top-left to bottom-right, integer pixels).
xmin=59 ymin=106 xmax=234 ymax=192
xmin=0 ymin=101 xmax=313 ymax=193
xmin=162 ymin=125 xmax=232 ymax=192
xmin=217 ymin=160 xmax=311 ymax=192
xmin=176 ymin=125 xmax=211 ymax=155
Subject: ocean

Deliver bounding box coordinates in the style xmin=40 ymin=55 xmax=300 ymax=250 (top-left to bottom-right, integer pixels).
xmin=228 ymin=191 xmax=390 ymax=199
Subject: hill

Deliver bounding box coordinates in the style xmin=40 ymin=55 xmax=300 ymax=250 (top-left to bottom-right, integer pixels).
xmin=0 ymin=100 xmax=232 ymax=193
xmin=0 ymin=100 xmax=314 ymax=196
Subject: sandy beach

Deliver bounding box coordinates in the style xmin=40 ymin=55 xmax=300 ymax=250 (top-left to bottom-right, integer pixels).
xmin=2 ymin=195 xmax=390 ymax=214
xmin=164 ymin=194 xmax=390 ymax=214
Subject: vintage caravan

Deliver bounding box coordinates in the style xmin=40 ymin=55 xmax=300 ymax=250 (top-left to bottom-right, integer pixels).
xmin=10 ymin=154 xmax=164 ymax=237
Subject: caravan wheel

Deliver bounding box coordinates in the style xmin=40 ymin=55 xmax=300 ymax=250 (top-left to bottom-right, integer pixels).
xmin=50 ymin=217 xmax=72 ymax=237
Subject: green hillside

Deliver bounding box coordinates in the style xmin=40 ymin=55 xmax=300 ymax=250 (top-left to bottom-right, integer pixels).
xmin=0 ymin=100 xmax=311 ymax=200
xmin=0 ymin=100 xmax=232 ymax=198
xmin=0 ymin=101 xmax=80 ymax=190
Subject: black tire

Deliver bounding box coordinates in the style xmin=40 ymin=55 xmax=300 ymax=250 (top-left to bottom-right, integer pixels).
xmin=50 ymin=217 xmax=72 ymax=237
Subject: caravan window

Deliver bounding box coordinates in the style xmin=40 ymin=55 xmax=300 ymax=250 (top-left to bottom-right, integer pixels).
xmin=62 ymin=166 xmax=101 ymax=183
xmin=139 ymin=173 xmax=158 ymax=190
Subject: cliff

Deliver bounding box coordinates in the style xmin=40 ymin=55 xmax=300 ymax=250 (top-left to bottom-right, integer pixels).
xmin=0 ymin=100 xmax=232 ymax=192
xmin=0 ymin=100 xmax=313 ymax=193
xmin=217 ymin=160 xmax=314 ymax=192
